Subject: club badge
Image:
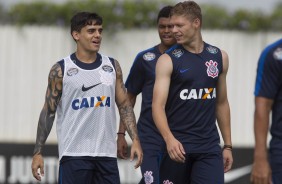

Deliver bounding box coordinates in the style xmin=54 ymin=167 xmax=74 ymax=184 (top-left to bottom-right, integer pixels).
xmin=205 ymin=60 xmax=219 ymax=78
xmin=67 ymin=68 xmax=78 ymax=76
xmin=206 ymin=46 xmax=218 ymax=54
xmin=172 ymin=49 xmax=184 ymax=58
xmin=273 ymin=47 xmax=282 ymax=60
xmin=143 ymin=52 xmax=156 ymax=61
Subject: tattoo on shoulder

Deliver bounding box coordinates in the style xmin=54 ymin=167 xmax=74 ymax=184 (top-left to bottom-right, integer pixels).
xmin=114 ymin=60 xmax=126 ymax=93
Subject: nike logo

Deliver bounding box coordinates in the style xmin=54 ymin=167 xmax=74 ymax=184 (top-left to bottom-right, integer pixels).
xmin=82 ymin=83 xmax=102 ymax=92
xmin=180 ymin=68 xmax=190 ymax=73
xmin=225 ymin=164 xmax=252 ymax=183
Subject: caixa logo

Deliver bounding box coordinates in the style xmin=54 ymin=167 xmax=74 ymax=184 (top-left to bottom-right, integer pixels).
xmin=180 ymin=88 xmax=216 ymax=100
xmin=72 ymin=96 xmax=111 ymax=110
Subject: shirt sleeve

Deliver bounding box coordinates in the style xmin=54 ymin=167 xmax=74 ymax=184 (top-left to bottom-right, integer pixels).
xmin=254 ymin=46 xmax=282 ymax=99
xmin=125 ymin=53 xmax=145 ymax=95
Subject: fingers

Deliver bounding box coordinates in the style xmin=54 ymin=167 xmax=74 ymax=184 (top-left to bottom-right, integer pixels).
xmin=117 ymin=137 xmax=128 ymax=159
xmin=31 ymin=167 xmax=41 ymax=181
xmin=117 ymin=145 xmax=128 ymax=159
xmin=31 ymin=154 xmax=44 ymax=181
xmin=129 ymin=144 xmax=143 ymax=169
xmin=224 ymin=159 xmax=232 ymax=173
xmin=134 ymin=151 xmax=143 ymax=169
xmin=223 ymin=149 xmax=233 ymax=173
xmin=168 ymin=145 xmax=185 ymax=163
xmin=250 ymin=171 xmax=272 ymax=184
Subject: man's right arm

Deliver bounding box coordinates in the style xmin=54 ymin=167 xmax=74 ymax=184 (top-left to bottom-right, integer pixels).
xmin=31 ymin=63 xmax=63 ymax=181
xmin=152 ymin=54 xmax=185 ymax=163
xmin=250 ymin=96 xmax=273 ymax=184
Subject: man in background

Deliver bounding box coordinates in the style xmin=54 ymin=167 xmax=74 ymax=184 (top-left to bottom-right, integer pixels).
xmin=117 ymin=6 xmax=176 ymax=184
xmin=251 ymin=38 xmax=282 ymax=184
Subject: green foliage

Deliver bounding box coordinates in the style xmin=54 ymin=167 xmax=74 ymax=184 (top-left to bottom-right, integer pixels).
xmin=0 ymin=0 xmax=281 ymax=32
xmin=270 ymin=3 xmax=282 ymax=30
xmin=201 ymin=4 xmax=231 ymax=29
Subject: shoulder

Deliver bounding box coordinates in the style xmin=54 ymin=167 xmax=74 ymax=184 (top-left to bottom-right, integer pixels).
xmin=48 ymin=62 xmax=63 ymax=80
xmin=135 ymin=46 xmax=158 ymax=61
xmin=157 ymin=53 xmax=172 ymax=67
xmin=260 ymin=39 xmax=282 ymax=62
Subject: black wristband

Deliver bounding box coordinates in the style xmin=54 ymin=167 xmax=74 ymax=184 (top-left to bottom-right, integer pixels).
xmin=223 ymin=144 xmax=232 ymax=151
xmin=117 ymin=132 xmax=126 ymax=136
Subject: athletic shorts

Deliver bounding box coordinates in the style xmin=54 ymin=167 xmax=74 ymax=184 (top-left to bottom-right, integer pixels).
xmin=159 ymin=152 xmax=224 ymax=184
xmin=270 ymin=153 xmax=282 ymax=184
xmin=58 ymin=156 xmax=120 ymax=184
xmin=138 ymin=148 xmax=164 ymax=184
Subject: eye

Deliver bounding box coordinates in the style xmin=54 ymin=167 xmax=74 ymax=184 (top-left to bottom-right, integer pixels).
xmin=99 ymin=28 xmax=103 ymax=34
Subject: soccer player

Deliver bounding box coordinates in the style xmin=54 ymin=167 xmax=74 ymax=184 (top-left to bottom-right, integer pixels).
xmin=152 ymin=1 xmax=233 ymax=183
xmin=31 ymin=11 xmax=142 ymax=184
xmin=251 ymin=38 xmax=282 ymax=184
xmin=117 ymin=6 xmax=176 ymax=184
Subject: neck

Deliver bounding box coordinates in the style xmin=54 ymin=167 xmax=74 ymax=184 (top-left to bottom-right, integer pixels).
xmin=183 ymin=41 xmax=204 ymax=54
xmin=158 ymin=43 xmax=170 ymax=54
xmin=75 ymin=49 xmax=97 ymax=63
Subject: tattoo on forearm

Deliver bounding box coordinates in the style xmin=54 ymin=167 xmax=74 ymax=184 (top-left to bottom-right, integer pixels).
xmin=118 ymin=100 xmax=138 ymax=141
xmin=114 ymin=60 xmax=138 ymax=140
xmin=33 ymin=63 xmax=62 ymax=155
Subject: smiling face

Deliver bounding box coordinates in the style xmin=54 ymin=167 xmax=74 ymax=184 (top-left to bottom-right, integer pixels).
xmin=170 ymin=1 xmax=202 ymax=46
xmin=158 ymin=17 xmax=176 ymax=48
xmin=72 ymin=21 xmax=103 ymax=53
xmin=170 ymin=15 xmax=199 ymax=45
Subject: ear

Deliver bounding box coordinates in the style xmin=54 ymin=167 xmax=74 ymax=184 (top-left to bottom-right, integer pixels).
xmin=193 ymin=18 xmax=201 ymax=28
xmin=72 ymin=31 xmax=79 ymax=41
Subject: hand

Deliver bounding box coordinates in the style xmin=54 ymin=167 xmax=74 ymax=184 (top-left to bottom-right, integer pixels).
xmin=130 ymin=139 xmax=143 ymax=169
xmin=250 ymin=158 xmax=272 ymax=184
xmin=117 ymin=134 xmax=128 ymax=159
xmin=166 ymin=136 xmax=185 ymax=163
xmin=31 ymin=154 xmax=44 ymax=181
xmin=222 ymin=149 xmax=233 ymax=172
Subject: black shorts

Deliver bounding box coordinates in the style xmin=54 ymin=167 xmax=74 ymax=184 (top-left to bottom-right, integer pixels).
xmin=58 ymin=156 xmax=120 ymax=184
xmin=160 ymin=152 xmax=224 ymax=184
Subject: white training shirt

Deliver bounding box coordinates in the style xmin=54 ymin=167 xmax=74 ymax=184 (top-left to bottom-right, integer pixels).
xmin=56 ymin=54 xmax=117 ymax=160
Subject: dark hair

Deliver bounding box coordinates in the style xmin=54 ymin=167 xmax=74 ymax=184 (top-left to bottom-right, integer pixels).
xmin=70 ymin=12 xmax=103 ymax=34
xmin=171 ymin=1 xmax=202 ymax=25
xmin=157 ymin=5 xmax=173 ymax=23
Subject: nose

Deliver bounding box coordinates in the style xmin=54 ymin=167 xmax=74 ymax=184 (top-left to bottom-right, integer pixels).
xmin=172 ymin=26 xmax=178 ymax=34
xmin=94 ymin=30 xmax=102 ymax=38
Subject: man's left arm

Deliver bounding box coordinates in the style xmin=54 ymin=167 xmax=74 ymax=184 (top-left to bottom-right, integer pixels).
xmin=114 ymin=59 xmax=143 ymax=169
xmin=216 ymin=50 xmax=233 ymax=173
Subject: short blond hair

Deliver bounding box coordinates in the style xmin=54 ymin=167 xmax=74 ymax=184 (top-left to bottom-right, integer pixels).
xmin=171 ymin=1 xmax=202 ymax=25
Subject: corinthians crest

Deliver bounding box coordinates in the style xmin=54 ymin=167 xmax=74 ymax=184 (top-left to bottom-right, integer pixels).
xmin=205 ymin=60 xmax=219 ymax=78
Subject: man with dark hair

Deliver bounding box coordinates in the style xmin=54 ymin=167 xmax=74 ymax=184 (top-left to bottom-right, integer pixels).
xmin=152 ymin=1 xmax=233 ymax=183
xmin=117 ymin=6 xmax=176 ymax=184
xmin=31 ymin=11 xmax=143 ymax=184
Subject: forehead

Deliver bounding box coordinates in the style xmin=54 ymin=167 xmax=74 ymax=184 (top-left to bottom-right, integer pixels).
xmin=83 ymin=23 xmax=103 ymax=29
xmin=158 ymin=17 xmax=171 ymax=25
xmin=170 ymin=15 xmax=189 ymax=23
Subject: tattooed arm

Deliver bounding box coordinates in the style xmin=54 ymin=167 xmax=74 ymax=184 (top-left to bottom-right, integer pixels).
xmin=117 ymin=93 xmax=137 ymax=159
xmin=114 ymin=59 xmax=143 ymax=168
xmin=31 ymin=63 xmax=63 ymax=181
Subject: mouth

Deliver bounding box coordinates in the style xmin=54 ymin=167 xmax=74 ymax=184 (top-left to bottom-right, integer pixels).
xmin=92 ymin=40 xmax=100 ymax=46
xmin=162 ymin=35 xmax=173 ymax=40
xmin=174 ymin=35 xmax=182 ymax=40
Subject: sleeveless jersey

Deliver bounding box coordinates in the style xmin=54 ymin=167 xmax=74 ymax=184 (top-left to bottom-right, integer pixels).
xmin=254 ymin=39 xmax=282 ymax=154
xmin=56 ymin=54 xmax=117 ymax=160
xmin=165 ymin=43 xmax=223 ymax=153
xmin=126 ymin=45 xmax=164 ymax=149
